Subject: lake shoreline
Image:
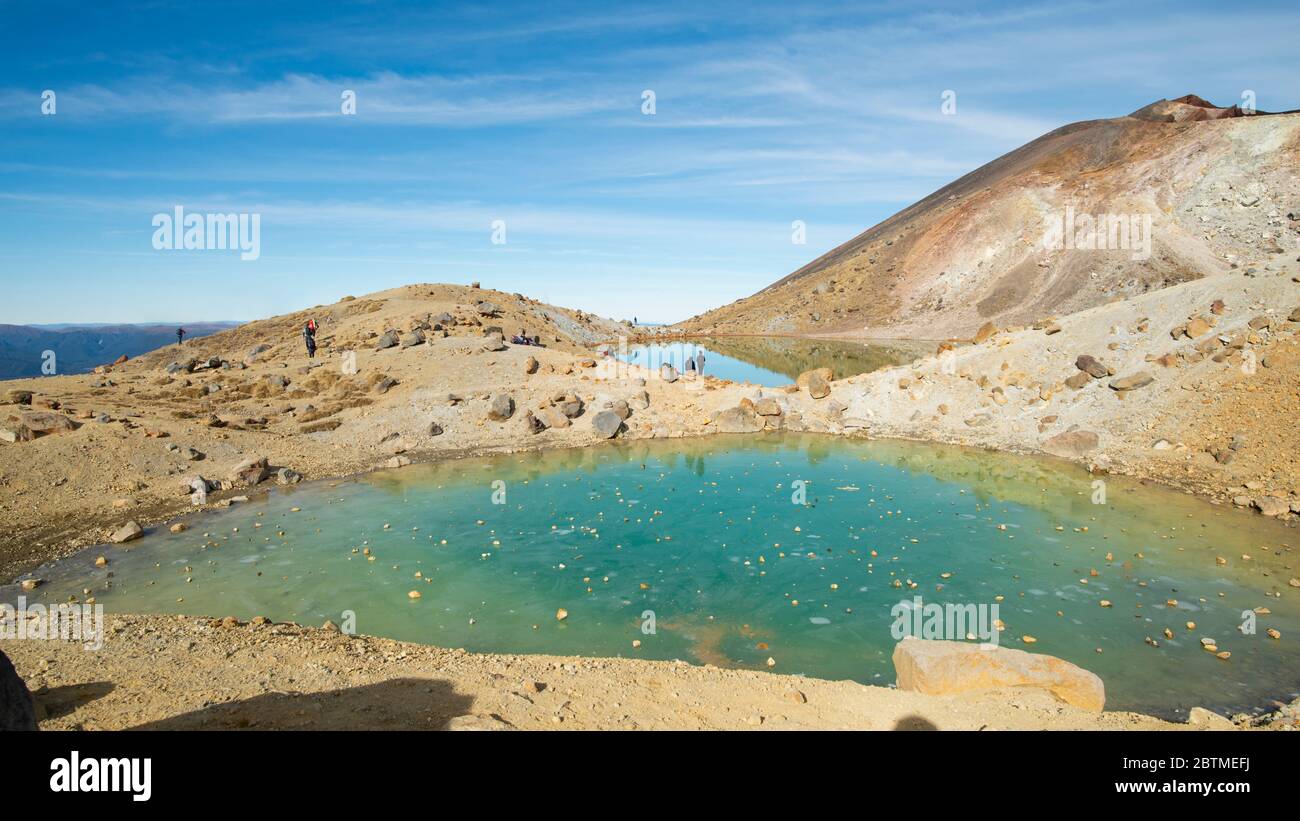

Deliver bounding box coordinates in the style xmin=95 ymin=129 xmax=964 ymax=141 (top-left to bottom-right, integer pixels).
xmin=11 ymin=612 xmax=1292 ymax=731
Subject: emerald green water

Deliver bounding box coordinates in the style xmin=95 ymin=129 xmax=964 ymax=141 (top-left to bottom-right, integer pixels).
xmin=17 ymin=435 xmax=1300 ymax=718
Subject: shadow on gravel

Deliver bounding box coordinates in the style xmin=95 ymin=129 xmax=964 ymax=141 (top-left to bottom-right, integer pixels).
xmin=129 ymin=677 xmax=474 ymax=730
xmin=892 ymin=714 xmax=939 ymax=731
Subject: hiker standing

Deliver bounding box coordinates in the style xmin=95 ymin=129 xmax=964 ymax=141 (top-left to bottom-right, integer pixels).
xmin=303 ymin=319 xmax=317 ymax=358
xmin=695 ymin=349 xmax=705 ymax=375
xmin=176 ymin=327 xmax=186 ymax=345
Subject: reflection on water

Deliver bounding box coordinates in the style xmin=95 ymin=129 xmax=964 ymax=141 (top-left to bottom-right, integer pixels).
xmin=619 ymin=336 xmax=928 ymax=386
xmin=12 ymin=434 xmax=1300 ymax=718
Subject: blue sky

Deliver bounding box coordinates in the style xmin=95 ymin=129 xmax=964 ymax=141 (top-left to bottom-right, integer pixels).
xmin=1 ymin=0 xmax=1297 ymax=325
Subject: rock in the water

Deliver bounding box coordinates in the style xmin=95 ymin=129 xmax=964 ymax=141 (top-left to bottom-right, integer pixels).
xmin=1109 ymin=372 xmax=1154 ymax=391
xmin=1255 ymin=497 xmax=1289 ymax=517
xmin=0 ymin=650 xmax=38 ymax=731
xmin=716 ymin=405 xmax=763 ymax=433
xmin=488 ymin=394 xmax=515 ymax=421
xmin=386 ymin=455 xmax=412 ymax=468
xmin=592 ymin=410 xmax=623 ymax=438
xmin=892 ymin=637 xmax=1105 ymax=711
xmin=1042 ymin=429 xmax=1100 ymax=458
xmin=110 ymin=520 xmax=144 ymax=543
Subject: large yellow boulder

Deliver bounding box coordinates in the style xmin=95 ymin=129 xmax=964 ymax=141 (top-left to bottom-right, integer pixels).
xmin=892 ymin=637 xmax=1105 ymax=711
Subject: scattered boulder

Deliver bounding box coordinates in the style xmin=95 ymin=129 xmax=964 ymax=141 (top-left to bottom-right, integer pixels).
xmin=488 ymin=394 xmax=515 ymax=421
xmin=521 ymin=411 xmax=546 ymax=435
xmin=557 ymin=396 xmax=584 ymax=418
xmin=1064 ymin=372 xmax=1092 ymax=390
xmin=1074 ymin=355 xmax=1107 ymax=379
xmin=18 ymin=411 xmax=78 ymax=436
xmin=1185 ymin=316 xmax=1213 ymax=338
xmin=606 ymin=399 xmax=631 ymax=420
xmin=401 ymin=329 xmax=426 ymax=348
xmin=538 ymin=407 xmax=570 ymax=429
xmin=229 ymin=455 xmax=270 ymax=486
xmin=892 ymin=637 xmax=1104 ymax=711
xmin=524 ymin=356 xmax=539 ymax=375
xmin=754 ymin=397 xmax=782 ymax=416
xmin=716 ymin=405 xmax=764 ymax=433
xmin=483 ymin=333 xmax=507 ymax=352
xmin=374 ymin=331 xmax=400 ymax=350
xmin=660 ymin=364 xmax=679 ymax=383
xmin=475 ymin=301 xmax=500 ymax=317
xmin=0 ymin=424 xmax=34 ymax=444
xmin=110 ymin=520 xmax=144 ymax=544
xmin=973 ymin=322 xmax=998 ymax=343
xmin=591 ymin=409 xmax=623 ymax=438
xmin=806 ymin=371 xmax=831 ymax=399
xmin=1042 ymin=429 xmax=1100 ymax=458
xmin=1109 ymin=372 xmax=1154 ymax=392
xmin=4 ymin=390 xmax=33 ymax=405
xmin=796 ymin=367 xmax=832 ymax=389
xmin=428 ymin=422 xmax=444 ymax=437
xmin=275 ymin=467 xmax=303 ymax=485
xmin=386 ymin=455 xmax=411 ymax=469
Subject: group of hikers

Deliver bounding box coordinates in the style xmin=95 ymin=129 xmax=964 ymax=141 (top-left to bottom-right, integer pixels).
xmin=683 ymin=348 xmax=706 ymax=375
xmin=511 ymin=328 xmax=542 ymax=346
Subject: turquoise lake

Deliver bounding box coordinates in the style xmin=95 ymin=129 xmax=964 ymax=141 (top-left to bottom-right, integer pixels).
xmin=15 ymin=434 xmax=1300 ymax=718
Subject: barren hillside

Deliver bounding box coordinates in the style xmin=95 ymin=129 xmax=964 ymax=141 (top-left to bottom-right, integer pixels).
xmin=678 ymin=96 xmax=1300 ymax=339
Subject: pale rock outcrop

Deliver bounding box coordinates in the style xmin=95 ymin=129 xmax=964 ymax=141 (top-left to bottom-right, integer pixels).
xmin=892 ymin=637 xmax=1105 ymax=711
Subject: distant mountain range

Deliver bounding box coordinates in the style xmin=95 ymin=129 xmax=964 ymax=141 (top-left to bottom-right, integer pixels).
xmin=0 ymin=322 xmax=241 ymax=380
